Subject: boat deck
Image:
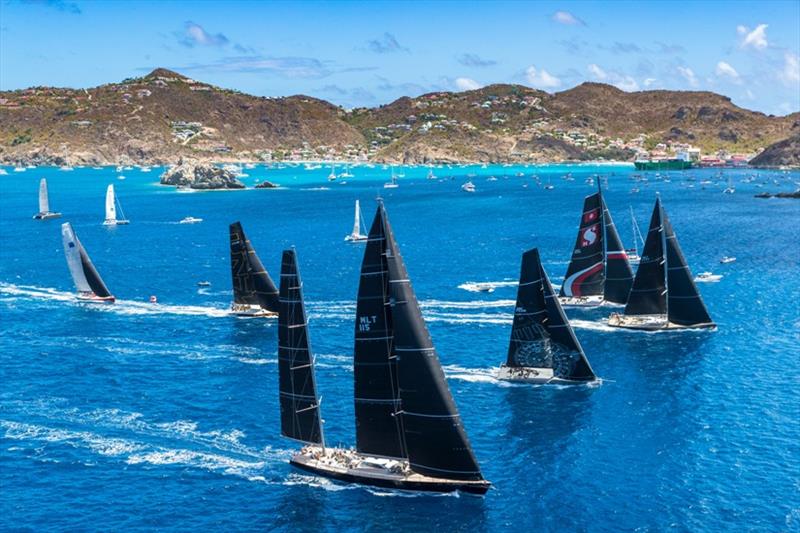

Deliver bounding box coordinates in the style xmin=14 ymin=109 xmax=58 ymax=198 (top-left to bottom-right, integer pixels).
xmin=607 ymin=313 xmax=715 ymax=331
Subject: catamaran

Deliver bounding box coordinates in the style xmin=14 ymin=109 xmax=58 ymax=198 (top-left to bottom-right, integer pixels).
xmin=608 ymin=196 xmax=715 ymax=330
xmin=344 ymin=200 xmax=368 ymax=242
xmin=280 ymin=203 xmax=490 ymax=495
xmin=229 ymin=222 xmax=280 ymax=317
xmin=33 ymin=178 xmax=62 ymax=220
xmin=102 ymin=184 xmax=129 ymax=225
xmin=61 ymin=222 xmax=115 ymax=303
xmin=559 ymin=186 xmax=634 ymax=307
xmin=498 ymin=248 xmax=597 ymax=384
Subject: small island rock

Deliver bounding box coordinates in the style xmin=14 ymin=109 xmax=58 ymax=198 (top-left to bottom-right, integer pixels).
xmin=160 ymin=160 xmax=245 ymax=189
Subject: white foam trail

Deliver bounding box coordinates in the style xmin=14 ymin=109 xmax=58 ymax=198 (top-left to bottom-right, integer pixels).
xmin=420 ymin=299 xmax=515 ymax=310
xmin=458 ymin=281 xmax=517 ymax=293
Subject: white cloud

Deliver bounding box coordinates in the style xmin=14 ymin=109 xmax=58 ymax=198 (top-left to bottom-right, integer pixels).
xmin=677 ymin=66 xmax=699 ymax=87
xmin=779 ymin=52 xmax=800 ymax=85
xmin=586 ymin=64 xmax=638 ymax=91
xmin=181 ymin=21 xmax=229 ymax=47
xmin=643 ymin=78 xmax=657 ymax=87
xmin=525 ymin=66 xmax=561 ymax=88
xmin=454 ymin=77 xmax=481 ymax=91
xmin=738 ymin=24 xmax=768 ymax=50
xmin=552 ymin=11 xmax=584 ymax=26
xmin=715 ymin=61 xmax=740 ymax=83
xmin=587 ymin=64 xmax=607 ymax=80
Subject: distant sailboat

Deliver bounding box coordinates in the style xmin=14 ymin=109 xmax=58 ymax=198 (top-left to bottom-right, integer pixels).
xmin=608 ymin=196 xmax=715 ymax=330
xmin=498 ymin=248 xmax=596 ymax=384
xmin=328 ymin=163 xmax=337 ymax=181
xmin=282 ymin=203 xmax=490 ymax=494
xmin=344 ymin=200 xmax=368 ymax=242
xmin=102 ymin=184 xmax=129 ymax=225
xmin=383 ymin=166 xmax=399 ymax=189
xmin=626 ymin=206 xmax=644 ymax=264
xmin=33 ymin=178 xmax=62 ymax=220
xmin=559 ymin=186 xmax=634 ymax=307
xmin=461 ymin=180 xmax=476 ymax=193
xmin=61 ymin=222 xmax=115 ymax=303
xmin=427 ymin=167 xmax=436 ymax=180
xmin=229 ymin=222 xmax=279 ymax=317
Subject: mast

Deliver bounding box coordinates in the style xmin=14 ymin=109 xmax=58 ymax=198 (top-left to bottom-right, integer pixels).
xmin=623 ymin=198 xmax=667 ymax=316
xmin=353 ymin=203 xmax=406 ymax=459
xmin=659 ymin=195 xmax=669 ymax=320
xmin=662 ymin=206 xmax=715 ymax=327
xmin=630 ymin=207 xmax=639 ymax=257
xmin=229 ymin=222 xmax=280 ymax=312
xmin=105 ymin=184 xmax=116 ymax=223
xmin=598 ymin=178 xmax=608 ymax=284
xmin=278 ymin=248 xmax=325 ymax=447
xmin=39 ymin=179 xmax=49 ymax=213
xmin=383 ymin=202 xmax=484 ymax=481
xmin=560 ymin=193 xmax=604 ymax=298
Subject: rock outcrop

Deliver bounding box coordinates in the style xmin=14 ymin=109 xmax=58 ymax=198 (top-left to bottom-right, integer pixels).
xmin=160 ymin=160 xmax=244 ymax=189
xmin=749 ymin=134 xmax=800 ymax=168
xmin=254 ymin=180 xmax=279 ymax=189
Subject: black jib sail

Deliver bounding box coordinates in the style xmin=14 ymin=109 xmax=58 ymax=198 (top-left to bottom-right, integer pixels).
xmin=229 ymin=222 xmax=279 ymax=312
xmin=353 ymin=205 xmax=406 ymax=459
xmin=663 ymin=209 xmax=715 ymax=327
xmin=560 ymin=193 xmax=604 ymax=297
xmin=383 ymin=204 xmax=484 ymax=482
xmin=624 ymin=198 xmax=667 ymax=316
xmin=601 ymin=195 xmax=634 ymax=304
xmin=507 ymin=249 xmax=595 ymax=381
xmin=278 ymin=248 xmax=324 ymax=446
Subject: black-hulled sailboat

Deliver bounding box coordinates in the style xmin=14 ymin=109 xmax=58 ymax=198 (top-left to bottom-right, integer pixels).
xmin=559 ymin=186 xmax=634 ymax=307
xmin=33 ymin=178 xmax=62 ymax=220
xmin=498 ymin=248 xmax=596 ymax=384
xmin=281 ymin=204 xmax=490 ymax=495
xmin=608 ymin=197 xmax=715 ymax=330
xmin=229 ymin=222 xmax=279 ymax=317
xmin=61 ymin=222 xmax=115 ymax=303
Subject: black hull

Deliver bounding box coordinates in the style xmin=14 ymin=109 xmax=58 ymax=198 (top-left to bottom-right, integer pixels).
xmin=289 ymin=457 xmax=490 ymax=495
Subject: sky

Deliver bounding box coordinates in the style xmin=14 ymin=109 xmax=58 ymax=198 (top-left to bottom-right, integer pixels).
xmin=1 ymin=0 xmax=799 ymax=115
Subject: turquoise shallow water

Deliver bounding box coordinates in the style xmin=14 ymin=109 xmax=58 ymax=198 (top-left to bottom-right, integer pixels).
xmin=1 ymin=163 xmax=799 ymax=532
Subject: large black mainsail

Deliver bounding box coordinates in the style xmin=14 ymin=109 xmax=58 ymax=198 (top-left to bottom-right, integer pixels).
xmin=663 ymin=210 xmax=715 ymax=327
xmin=383 ymin=205 xmax=484 ymax=482
xmin=560 ymin=193 xmax=604 ymax=298
xmin=623 ymin=198 xmax=667 ymax=316
xmin=353 ymin=205 xmax=406 ymax=459
xmin=601 ymin=195 xmax=635 ymax=304
xmin=506 ymin=248 xmax=595 ymax=381
xmin=61 ymin=222 xmax=113 ymax=300
xmin=229 ymin=222 xmax=279 ymax=312
xmin=278 ymin=248 xmax=324 ymax=445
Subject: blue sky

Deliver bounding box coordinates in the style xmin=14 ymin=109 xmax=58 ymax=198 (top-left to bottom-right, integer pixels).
xmin=1 ymin=0 xmax=798 ymax=115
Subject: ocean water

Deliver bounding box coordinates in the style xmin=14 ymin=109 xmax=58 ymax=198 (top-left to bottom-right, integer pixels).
xmin=1 ymin=163 xmax=799 ymax=532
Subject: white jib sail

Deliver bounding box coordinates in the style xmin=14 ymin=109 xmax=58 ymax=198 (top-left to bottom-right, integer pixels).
xmin=39 ymin=179 xmax=50 ymax=213
xmin=61 ymin=223 xmax=92 ymax=293
xmin=105 ymin=184 xmax=116 ymax=222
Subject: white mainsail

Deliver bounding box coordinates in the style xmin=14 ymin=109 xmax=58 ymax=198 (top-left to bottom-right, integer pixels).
xmin=352 ymin=200 xmax=362 ymax=236
xmin=105 ymin=184 xmax=117 ymax=223
xmin=61 ymin=222 xmax=92 ymax=294
xmin=39 ymin=178 xmax=49 ymax=213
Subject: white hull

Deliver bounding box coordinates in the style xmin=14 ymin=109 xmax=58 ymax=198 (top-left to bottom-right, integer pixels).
xmin=497 ymin=365 xmax=590 ymax=384
xmin=231 ymin=303 xmax=277 ymax=318
xmin=33 ymin=212 xmax=62 ymax=220
xmin=76 ymin=292 xmax=115 ymax=303
xmin=344 ymin=234 xmax=368 ymax=242
xmin=607 ymin=313 xmax=715 ymax=331
xmin=103 ymin=219 xmax=130 ymax=226
xmin=558 ymin=295 xmax=604 ymax=308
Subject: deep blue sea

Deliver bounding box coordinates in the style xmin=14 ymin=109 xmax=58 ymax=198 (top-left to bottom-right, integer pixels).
xmin=1 ymin=163 xmax=799 ymax=532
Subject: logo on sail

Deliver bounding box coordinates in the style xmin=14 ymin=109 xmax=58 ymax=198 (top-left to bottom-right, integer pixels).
xmin=581 ymin=224 xmax=598 ymax=247
xmin=583 ymin=209 xmax=599 ymax=224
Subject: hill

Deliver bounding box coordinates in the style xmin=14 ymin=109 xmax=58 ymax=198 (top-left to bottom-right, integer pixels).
xmin=0 ymin=69 xmax=797 ymax=165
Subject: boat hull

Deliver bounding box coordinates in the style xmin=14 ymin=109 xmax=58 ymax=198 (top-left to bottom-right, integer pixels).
xmin=231 ymin=303 xmax=277 ymax=318
xmin=344 ymin=234 xmax=368 ymax=243
xmin=77 ymin=293 xmax=115 ymax=303
xmin=33 ymin=212 xmax=62 ymax=220
xmin=289 ymin=449 xmax=490 ymax=495
xmin=497 ymin=365 xmax=592 ymax=384
xmin=607 ymin=313 xmax=715 ymax=331
xmin=558 ymin=295 xmax=604 ymax=308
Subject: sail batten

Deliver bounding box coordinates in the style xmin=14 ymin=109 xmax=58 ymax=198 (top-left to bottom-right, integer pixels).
xmin=229 ymin=222 xmax=279 ymax=312
xmin=278 ymin=249 xmax=324 ymax=446
xmin=382 ymin=204 xmax=484 ymax=481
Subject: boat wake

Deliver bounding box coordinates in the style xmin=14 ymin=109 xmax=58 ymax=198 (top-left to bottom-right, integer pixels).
xmin=458 ymin=280 xmax=517 ymax=293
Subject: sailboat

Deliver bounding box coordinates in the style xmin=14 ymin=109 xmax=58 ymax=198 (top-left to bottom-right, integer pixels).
xmin=281 ymin=203 xmax=490 ymax=494
xmin=102 ymin=184 xmax=129 ymax=225
xmin=33 ymin=178 xmax=62 ymax=220
xmin=383 ymin=166 xmax=399 ymax=189
xmin=426 ymin=167 xmax=436 ymax=180
xmin=559 ymin=186 xmax=634 ymax=307
xmin=229 ymin=222 xmax=279 ymax=317
xmin=344 ymin=200 xmax=368 ymax=242
xmin=328 ymin=163 xmax=337 ymax=181
xmin=61 ymin=222 xmax=115 ymax=303
xmin=498 ymin=248 xmax=596 ymax=384
xmin=608 ymin=196 xmax=715 ymax=330
xmin=461 ymin=180 xmax=476 ymax=193
xmin=625 ymin=206 xmax=644 ymax=264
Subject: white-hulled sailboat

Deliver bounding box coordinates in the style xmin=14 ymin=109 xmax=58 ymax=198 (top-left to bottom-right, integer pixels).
xmin=383 ymin=166 xmax=399 ymax=189
xmin=102 ymin=184 xmax=129 ymax=225
xmin=61 ymin=222 xmax=115 ymax=303
xmin=33 ymin=178 xmax=62 ymax=220
xmin=280 ymin=203 xmax=490 ymax=495
xmin=229 ymin=222 xmax=279 ymax=317
xmin=344 ymin=200 xmax=368 ymax=242
xmin=498 ymin=248 xmax=597 ymax=384
xmin=608 ymin=196 xmax=715 ymax=331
